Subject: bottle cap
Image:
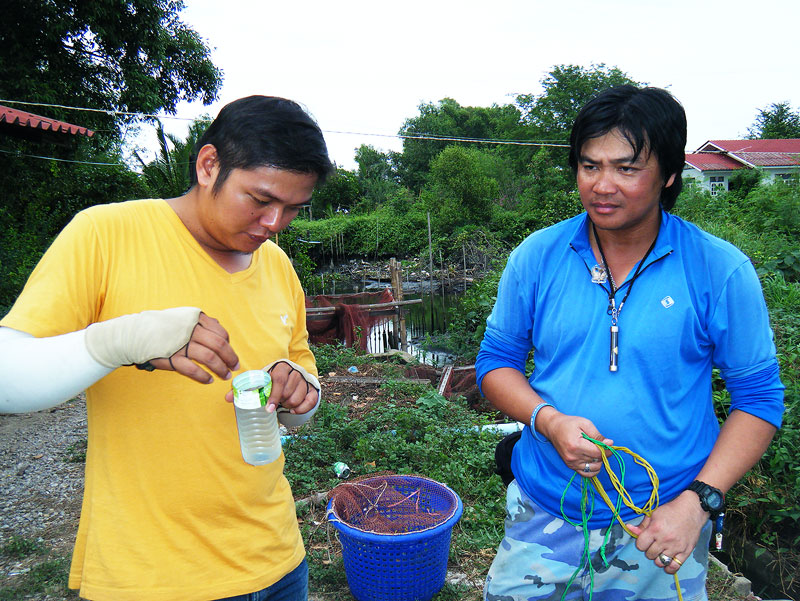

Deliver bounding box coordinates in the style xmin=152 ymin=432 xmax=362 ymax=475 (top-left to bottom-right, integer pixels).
xmin=232 ymin=370 xmax=272 ymax=409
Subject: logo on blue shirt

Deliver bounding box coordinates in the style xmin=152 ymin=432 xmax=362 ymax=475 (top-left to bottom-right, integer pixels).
xmin=661 ymin=296 xmax=675 ymax=308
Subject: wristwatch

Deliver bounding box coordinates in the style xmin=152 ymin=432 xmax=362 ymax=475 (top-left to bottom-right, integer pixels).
xmin=687 ymin=480 xmax=725 ymax=519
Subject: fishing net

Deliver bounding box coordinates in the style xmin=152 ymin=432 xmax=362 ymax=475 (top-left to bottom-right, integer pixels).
xmin=306 ymin=289 xmax=395 ymax=350
xmin=327 ymin=473 xmax=460 ymax=535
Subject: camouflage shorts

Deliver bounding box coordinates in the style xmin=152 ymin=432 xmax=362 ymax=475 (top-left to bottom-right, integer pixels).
xmin=484 ymin=480 xmax=712 ymax=601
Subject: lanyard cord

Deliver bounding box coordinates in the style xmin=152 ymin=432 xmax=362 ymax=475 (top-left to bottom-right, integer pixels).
xmin=591 ymin=222 xmax=659 ymax=324
xmin=559 ymin=434 xmax=684 ymax=601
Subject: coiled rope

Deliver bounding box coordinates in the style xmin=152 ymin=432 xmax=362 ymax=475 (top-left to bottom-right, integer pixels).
xmin=559 ymin=433 xmax=683 ymax=600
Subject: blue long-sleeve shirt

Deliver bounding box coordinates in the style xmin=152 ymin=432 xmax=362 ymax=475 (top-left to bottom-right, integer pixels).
xmin=477 ymin=211 xmax=784 ymax=527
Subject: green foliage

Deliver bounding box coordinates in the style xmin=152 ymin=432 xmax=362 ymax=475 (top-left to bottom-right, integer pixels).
xmin=422 ymin=145 xmax=498 ymax=229
xmin=0 ymin=557 xmax=74 ymax=600
xmin=747 ymin=101 xmax=800 ymax=139
xmin=0 ymin=158 xmax=150 ymax=315
xmin=0 ymin=0 xmax=222 ymax=316
xmin=310 ymin=342 xmax=369 ymax=375
xmin=1 ymin=536 xmax=45 ymax=559
xmin=673 ymin=187 xmax=800 ymax=556
xmin=353 ymin=144 xmax=402 ymax=212
xmin=283 ymin=392 xmax=501 ymax=502
xmin=0 ymin=0 xmax=222 ymax=136
xmin=674 ymin=181 xmax=800 ymax=283
xmin=416 ymin=391 xmax=449 ymax=411
xmin=515 ymin=64 xmax=642 ymax=137
xmin=311 ymin=168 xmax=361 ymax=218
xmin=397 ymin=98 xmax=522 ymax=192
xmin=284 ymin=205 xmax=429 ymax=266
xmin=727 ymin=169 xmax=763 ymax=198
xmin=444 ymin=265 xmax=504 ymax=359
xmin=65 ymin=438 xmax=88 ymax=464
xmin=137 ymin=116 xmax=213 ymax=198
xmin=0 ymin=539 xmax=74 ymax=600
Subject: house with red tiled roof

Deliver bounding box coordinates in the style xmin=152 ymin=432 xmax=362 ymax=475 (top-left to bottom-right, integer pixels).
xmin=683 ymin=139 xmax=800 ymax=195
xmin=0 ymin=104 xmax=94 ymax=145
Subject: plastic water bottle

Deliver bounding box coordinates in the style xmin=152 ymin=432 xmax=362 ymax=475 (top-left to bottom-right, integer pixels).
xmin=232 ymin=370 xmax=282 ymax=466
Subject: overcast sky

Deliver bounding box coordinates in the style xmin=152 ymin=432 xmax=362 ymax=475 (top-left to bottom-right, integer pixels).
xmin=149 ymin=0 xmax=800 ymax=170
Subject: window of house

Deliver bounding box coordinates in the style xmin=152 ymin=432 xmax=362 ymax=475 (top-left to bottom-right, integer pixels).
xmin=709 ymin=175 xmax=726 ymax=196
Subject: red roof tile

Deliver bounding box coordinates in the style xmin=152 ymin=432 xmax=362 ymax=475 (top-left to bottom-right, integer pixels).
xmin=702 ymin=139 xmax=800 ymax=153
xmin=0 ymin=105 xmax=94 ymax=137
xmin=684 ymin=153 xmax=746 ymax=171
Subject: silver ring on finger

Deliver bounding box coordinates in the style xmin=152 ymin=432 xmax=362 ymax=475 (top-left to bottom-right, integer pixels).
xmin=658 ymin=553 xmax=673 ymax=566
xmin=583 ymin=462 xmax=592 ymax=473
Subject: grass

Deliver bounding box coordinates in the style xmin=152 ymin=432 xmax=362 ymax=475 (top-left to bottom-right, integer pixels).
xmin=0 ymin=536 xmax=76 ymax=601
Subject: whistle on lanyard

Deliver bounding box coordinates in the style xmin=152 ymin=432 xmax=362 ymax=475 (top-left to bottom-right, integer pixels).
xmin=714 ymin=513 xmax=725 ymax=550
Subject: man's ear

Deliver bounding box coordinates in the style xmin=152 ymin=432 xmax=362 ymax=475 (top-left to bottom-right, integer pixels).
xmin=664 ymin=172 xmax=676 ymax=189
xmin=195 ymin=144 xmax=219 ymax=189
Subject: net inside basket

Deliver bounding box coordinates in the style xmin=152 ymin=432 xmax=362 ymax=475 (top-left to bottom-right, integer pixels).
xmin=328 ymin=474 xmax=459 ymax=535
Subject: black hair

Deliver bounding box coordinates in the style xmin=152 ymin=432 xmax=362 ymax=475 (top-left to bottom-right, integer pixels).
xmin=568 ymin=85 xmax=687 ymax=211
xmin=189 ymin=95 xmax=333 ymax=194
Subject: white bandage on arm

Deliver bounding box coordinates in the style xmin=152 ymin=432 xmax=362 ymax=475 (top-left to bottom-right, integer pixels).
xmin=264 ymin=358 xmax=322 ymax=428
xmin=0 ymin=327 xmax=112 ymax=413
xmin=85 ymin=307 xmax=201 ymax=368
xmin=1 ymin=307 xmax=202 ymax=413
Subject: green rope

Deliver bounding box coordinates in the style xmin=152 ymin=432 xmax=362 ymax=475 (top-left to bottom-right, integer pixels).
xmin=557 ymin=435 xmax=632 ymax=600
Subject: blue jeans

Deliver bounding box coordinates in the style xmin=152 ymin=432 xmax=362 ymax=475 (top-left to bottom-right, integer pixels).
xmin=216 ymin=559 xmax=308 ymax=601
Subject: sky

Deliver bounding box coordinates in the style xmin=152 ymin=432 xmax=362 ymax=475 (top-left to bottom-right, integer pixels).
xmin=146 ymin=0 xmax=800 ymax=171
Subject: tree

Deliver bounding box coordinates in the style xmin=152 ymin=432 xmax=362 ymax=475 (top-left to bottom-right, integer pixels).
xmin=355 ymin=145 xmax=394 ymax=182
xmin=354 ymin=145 xmax=400 ymax=211
xmin=0 ymin=0 xmax=222 ymax=137
xmin=311 ymin=168 xmax=361 ymax=218
xmin=515 ymin=64 xmax=642 ymax=138
xmin=0 ymin=0 xmax=223 ymax=313
xmin=396 ymin=98 xmax=521 ymax=192
xmin=422 ymin=145 xmax=498 ymax=229
xmin=747 ymin=102 xmax=800 ymax=139
xmin=137 ymin=115 xmax=213 ymax=198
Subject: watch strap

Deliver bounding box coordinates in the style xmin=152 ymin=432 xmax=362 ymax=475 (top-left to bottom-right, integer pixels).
xmin=688 ymin=480 xmax=724 ymax=519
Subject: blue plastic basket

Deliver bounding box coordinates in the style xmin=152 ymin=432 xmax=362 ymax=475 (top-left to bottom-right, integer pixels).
xmin=327 ymin=475 xmax=463 ymax=601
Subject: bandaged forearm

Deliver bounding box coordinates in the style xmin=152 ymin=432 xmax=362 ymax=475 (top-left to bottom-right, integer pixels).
xmin=0 ymin=327 xmax=112 ymax=413
xmin=85 ymin=307 xmax=201 ymax=368
xmin=264 ymin=359 xmax=321 ymax=428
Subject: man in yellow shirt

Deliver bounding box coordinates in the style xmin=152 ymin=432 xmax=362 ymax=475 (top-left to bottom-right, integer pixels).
xmin=0 ymin=96 xmax=333 ymax=601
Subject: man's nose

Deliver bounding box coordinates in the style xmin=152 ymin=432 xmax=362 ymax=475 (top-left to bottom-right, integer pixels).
xmin=259 ymin=204 xmax=282 ymax=230
xmin=593 ymin=169 xmax=617 ymax=195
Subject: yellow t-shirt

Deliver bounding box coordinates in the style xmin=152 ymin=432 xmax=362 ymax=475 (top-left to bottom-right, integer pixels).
xmin=1 ymin=199 xmax=314 ymax=601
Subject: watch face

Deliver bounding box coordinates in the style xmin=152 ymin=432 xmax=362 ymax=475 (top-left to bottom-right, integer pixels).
xmin=707 ymin=490 xmax=724 ymax=510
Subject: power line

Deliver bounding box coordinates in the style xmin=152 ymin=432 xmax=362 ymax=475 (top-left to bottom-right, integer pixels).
xmin=328 ymin=129 xmax=568 ymax=147
xmin=0 ymin=147 xmax=127 ymax=167
xmin=0 ymin=99 xmax=196 ymax=122
xmin=1 ymin=99 xmax=570 ymax=148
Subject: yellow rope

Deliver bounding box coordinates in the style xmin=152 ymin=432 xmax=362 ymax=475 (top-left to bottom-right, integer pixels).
xmin=584 ymin=436 xmax=683 ymax=601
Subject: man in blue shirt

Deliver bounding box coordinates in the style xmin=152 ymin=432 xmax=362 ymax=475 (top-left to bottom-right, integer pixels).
xmin=477 ymin=86 xmax=784 ymax=600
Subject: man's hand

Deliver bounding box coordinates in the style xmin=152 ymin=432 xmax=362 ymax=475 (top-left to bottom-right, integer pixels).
xmin=223 ymin=360 xmax=319 ymax=415
xmin=539 ymin=410 xmax=613 ymax=478
xmin=149 ymin=313 xmax=240 ymax=384
xmin=265 ymin=361 xmax=319 ymax=414
xmin=627 ymin=490 xmax=708 ymax=574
